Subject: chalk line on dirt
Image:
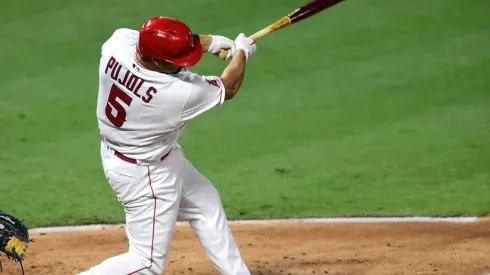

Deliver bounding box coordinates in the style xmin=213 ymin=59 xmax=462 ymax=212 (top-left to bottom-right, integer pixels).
xmin=29 ymin=217 xmax=480 ymax=234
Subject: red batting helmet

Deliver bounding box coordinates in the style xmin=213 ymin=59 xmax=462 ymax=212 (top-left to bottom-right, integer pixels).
xmin=137 ymin=16 xmax=202 ymax=67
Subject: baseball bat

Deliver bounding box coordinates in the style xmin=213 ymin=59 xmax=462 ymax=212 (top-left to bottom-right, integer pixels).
xmin=218 ymin=0 xmax=346 ymax=59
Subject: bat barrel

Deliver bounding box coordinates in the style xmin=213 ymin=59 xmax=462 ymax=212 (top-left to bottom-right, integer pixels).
xmin=289 ymin=0 xmax=345 ymax=23
xmin=217 ymin=0 xmax=346 ymax=60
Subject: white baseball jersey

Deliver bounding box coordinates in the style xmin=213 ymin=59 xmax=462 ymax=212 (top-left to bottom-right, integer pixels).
xmin=96 ymin=28 xmax=225 ymax=162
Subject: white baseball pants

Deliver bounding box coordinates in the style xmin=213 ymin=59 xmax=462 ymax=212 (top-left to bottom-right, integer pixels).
xmin=77 ymin=142 xmax=250 ymax=275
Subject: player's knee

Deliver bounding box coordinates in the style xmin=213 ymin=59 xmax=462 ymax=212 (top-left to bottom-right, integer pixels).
xmin=207 ymin=183 xmax=223 ymax=202
xmin=134 ymin=253 xmax=165 ymax=275
xmin=148 ymin=264 xmax=164 ymax=275
xmin=138 ymin=262 xmax=164 ymax=275
xmin=201 ymin=189 xmax=228 ymax=228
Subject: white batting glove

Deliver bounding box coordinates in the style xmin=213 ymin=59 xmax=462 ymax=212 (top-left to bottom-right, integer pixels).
xmin=234 ymin=33 xmax=256 ymax=61
xmin=208 ymin=35 xmax=235 ymax=60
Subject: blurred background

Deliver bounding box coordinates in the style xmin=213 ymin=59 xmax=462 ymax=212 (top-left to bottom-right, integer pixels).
xmin=0 ymin=0 xmax=489 ymax=227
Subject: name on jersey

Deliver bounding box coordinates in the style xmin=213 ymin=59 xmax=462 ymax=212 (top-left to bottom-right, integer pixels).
xmin=105 ymin=56 xmax=157 ymax=103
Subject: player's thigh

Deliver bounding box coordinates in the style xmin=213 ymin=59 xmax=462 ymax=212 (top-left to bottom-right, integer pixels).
xmin=100 ymin=141 xmax=147 ymax=202
xmin=105 ymin=160 xmax=148 ymax=203
xmin=178 ymin=158 xmax=224 ymax=220
xmin=107 ymin=155 xmax=184 ymax=268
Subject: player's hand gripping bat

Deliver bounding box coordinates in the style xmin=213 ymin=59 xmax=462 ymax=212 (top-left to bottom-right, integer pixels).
xmin=218 ymin=0 xmax=346 ymax=59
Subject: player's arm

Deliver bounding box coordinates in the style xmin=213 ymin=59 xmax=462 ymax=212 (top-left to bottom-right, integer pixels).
xmin=180 ymin=33 xmax=256 ymax=121
xmin=194 ymin=34 xmax=236 ymax=60
xmin=220 ymin=34 xmax=256 ymax=100
xmin=195 ymin=35 xmax=213 ymax=53
xmin=220 ymin=50 xmax=246 ymax=100
xmin=180 ymin=75 xmax=226 ymax=121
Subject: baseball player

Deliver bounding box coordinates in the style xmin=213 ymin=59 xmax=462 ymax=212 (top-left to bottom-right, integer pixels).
xmin=78 ymin=16 xmax=256 ymax=275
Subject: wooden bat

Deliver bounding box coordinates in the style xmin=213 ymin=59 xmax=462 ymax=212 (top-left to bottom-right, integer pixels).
xmin=218 ymin=0 xmax=346 ymax=59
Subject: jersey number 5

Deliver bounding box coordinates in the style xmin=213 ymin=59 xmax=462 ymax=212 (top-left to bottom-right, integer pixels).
xmin=105 ymin=84 xmax=132 ymax=127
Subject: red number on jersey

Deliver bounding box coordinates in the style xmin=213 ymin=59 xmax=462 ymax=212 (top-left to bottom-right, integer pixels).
xmin=105 ymin=84 xmax=133 ymax=127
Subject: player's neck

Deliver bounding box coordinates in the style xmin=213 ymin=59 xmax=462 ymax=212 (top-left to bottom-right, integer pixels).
xmin=135 ymin=52 xmax=159 ymax=71
xmin=135 ymin=53 xmax=182 ymax=75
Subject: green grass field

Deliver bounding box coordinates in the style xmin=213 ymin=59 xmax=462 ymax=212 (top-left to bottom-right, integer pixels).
xmin=1 ymin=0 xmax=489 ymax=227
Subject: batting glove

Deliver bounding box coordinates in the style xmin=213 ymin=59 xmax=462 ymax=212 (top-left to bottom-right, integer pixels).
xmin=234 ymin=33 xmax=256 ymax=61
xmin=208 ymin=35 xmax=235 ymax=60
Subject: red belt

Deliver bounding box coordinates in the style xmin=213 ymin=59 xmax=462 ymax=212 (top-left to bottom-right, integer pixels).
xmin=101 ymin=136 xmax=171 ymax=164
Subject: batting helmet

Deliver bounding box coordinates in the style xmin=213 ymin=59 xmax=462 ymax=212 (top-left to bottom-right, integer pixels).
xmin=137 ymin=16 xmax=203 ymax=67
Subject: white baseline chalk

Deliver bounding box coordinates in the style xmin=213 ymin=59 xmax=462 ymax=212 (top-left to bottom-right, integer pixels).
xmin=29 ymin=216 xmax=480 ymax=234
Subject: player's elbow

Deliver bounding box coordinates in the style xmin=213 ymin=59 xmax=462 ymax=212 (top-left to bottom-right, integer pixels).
xmin=221 ymin=71 xmax=244 ymax=101
xmin=224 ymin=88 xmax=239 ymax=100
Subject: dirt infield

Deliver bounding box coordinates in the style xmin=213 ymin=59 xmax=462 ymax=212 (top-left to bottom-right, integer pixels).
xmin=3 ymin=220 xmax=490 ymax=275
